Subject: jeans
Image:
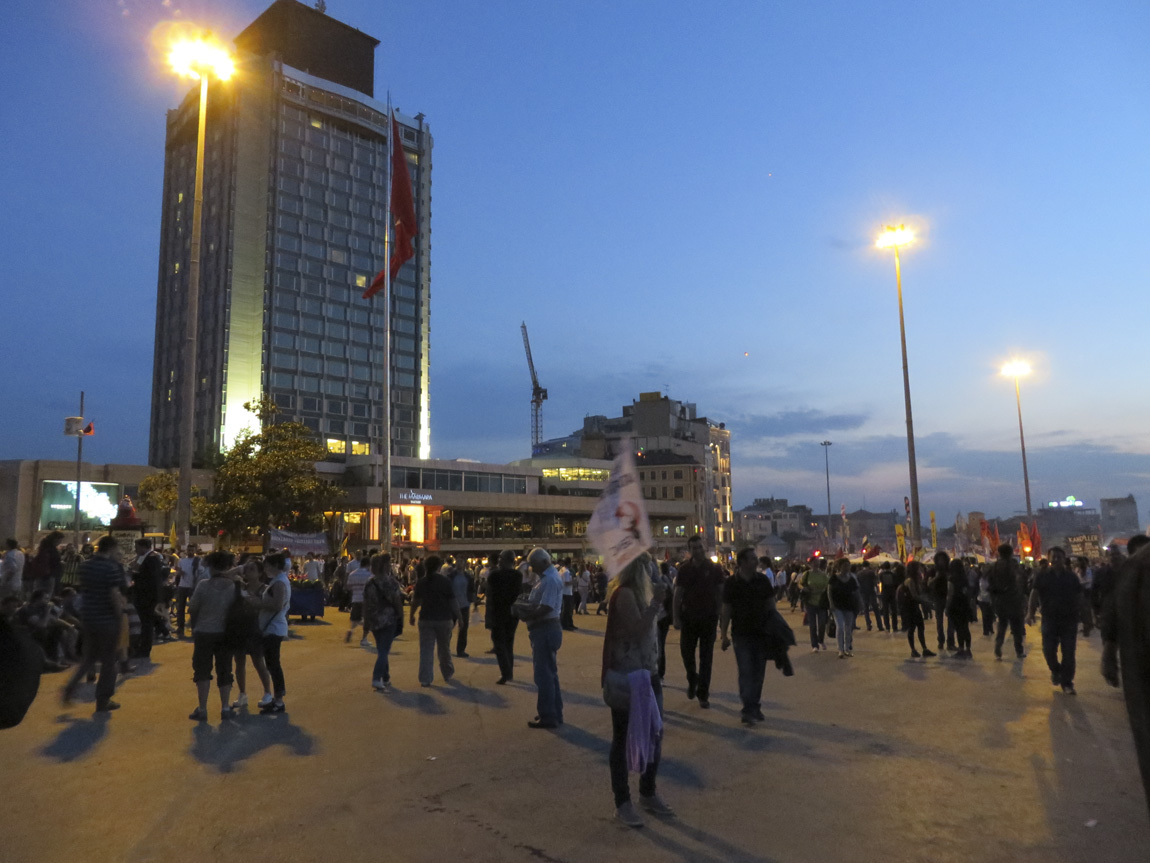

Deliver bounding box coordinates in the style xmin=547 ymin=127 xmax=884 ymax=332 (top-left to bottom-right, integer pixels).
xmin=733 ymin=635 xmax=768 ymax=716
xmin=491 ymin=619 xmax=518 ymax=681
xmin=418 ymin=619 xmax=455 ymax=685
xmin=860 ymin=591 xmax=883 ymax=630
xmin=262 ymin=635 xmax=285 ymax=698
xmin=372 ymin=623 xmax=398 ymax=683
xmin=806 ymin=607 xmax=828 ymax=648
xmin=63 ymin=623 xmax=120 ymax=709
xmin=1042 ymin=618 xmax=1078 ymax=686
xmin=978 ymin=601 xmax=996 ymax=636
xmin=993 ymin=598 xmax=1026 ymax=656
xmin=456 ymin=606 xmax=470 ymax=655
xmin=656 ymin=617 xmax=670 ymax=679
xmin=832 ymin=609 xmax=856 ymax=652
xmin=528 ymin=619 xmax=563 ymax=723
xmin=934 ymin=598 xmax=954 ymax=649
xmin=561 ymin=594 xmax=576 ymax=630
xmin=679 ymin=617 xmax=717 ymax=700
xmin=175 ymin=587 xmax=194 ymax=636
xmin=879 ymin=592 xmax=899 ymax=631
xmin=610 ymin=678 xmax=662 ymax=806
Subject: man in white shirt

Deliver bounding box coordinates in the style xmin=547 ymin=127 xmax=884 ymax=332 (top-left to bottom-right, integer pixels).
xmin=519 ymin=548 xmax=564 ymax=729
xmin=559 ymin=559 xmax=576 ymax=631
xmin=1 ymin=540 xmax=25 ymax=600
xmin=174 ymin=546 xmax=203 ymax=638
xmin=303 ymin=553 xmax=323 ymax=581
xmin=345 ymin=554 xmax=372 ymax=646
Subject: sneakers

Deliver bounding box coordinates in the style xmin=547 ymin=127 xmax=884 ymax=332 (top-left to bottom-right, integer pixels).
xmin=639 ymin=793 xmax=675 ymax=817
xmin=921 ymin=648 xmax=936 ymax=658
xmin=94 ymin=701 xmax=121 ymax=713
xmin=615 ymin=801 xmax=644 ymax=828
xmin=845 ymin=650 xmax=853 ymax=657
xmin=994 ymin=645 xmax=1003 ymax=661
xmin=811 ymin=647 xmax=820 ymax=654
xmin=910 ymin=649 xmax=921 ymax=658
xmin=233 ymin=693 xmax=249 ymax=710
xmin=256 ymin=693 xmax=274 ymax=709
xmin=221 ymin=706 xmax=237 ymax=721
xmin=698 ymin=698 xmax=710 ymax=709
xmin=360 ymin=638 xmax=372 ymax=648
xmin=188 ymin=707 xmax=208 ymax=722
xmin=260 ymin=700 xmax=285 ymax=714
xmin=372 ymin=679 xmax=390 ymax=692
xmin=837 ymin=651 xmax=846 ymax=659
xmin=1061 ymin=683 xmax=1077 ymax=695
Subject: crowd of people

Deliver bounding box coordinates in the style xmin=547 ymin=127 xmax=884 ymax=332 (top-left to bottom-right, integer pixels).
xmin=1 ymin=531 xmax=1147 ymax=827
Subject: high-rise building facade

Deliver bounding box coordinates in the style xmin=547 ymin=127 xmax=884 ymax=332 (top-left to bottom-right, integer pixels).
xmin=149 ymin=0 xmax=432 ymax=469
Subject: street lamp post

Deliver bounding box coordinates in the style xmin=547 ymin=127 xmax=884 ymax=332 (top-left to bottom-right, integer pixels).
xmin=820 ymin=440 xmax=832 ymax=553
xmin=1002 ymin=360 xmax=1033 ymax=520
xmin=876 ymin=224 xmax=921 ymax=548
xmin=167 ymin=35 xmax=234 ymax=547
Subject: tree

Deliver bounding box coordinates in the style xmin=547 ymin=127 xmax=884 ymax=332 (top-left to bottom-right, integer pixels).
xmin=137 ymin=472 xmax=178 ymax=523
xmin=781 ymin=530 xmax=803 ymax=557
xmin=197 ymin=398 xmax=345 ymax=541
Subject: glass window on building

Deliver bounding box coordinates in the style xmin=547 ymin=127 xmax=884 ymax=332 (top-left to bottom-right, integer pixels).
xmin=350 ymin=441 xmax=370 ymax=455
xmin=326 ymin=438 xmax=346 ymax=455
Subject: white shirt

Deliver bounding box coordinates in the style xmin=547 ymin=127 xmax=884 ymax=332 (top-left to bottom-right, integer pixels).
xmin=560 ymin=566 xmax=574 ymax=596
xmin=176 ymin=556 xmax=203 ymax=589
xmin=303 ymin=559 xmax=322 ymax=580
xmin=528 ymin=566 xmax=563 ymax=621
xmin=1 ymin=549 xmax=25 ymax=593
xmin=347 ymin=565 xmax=371 ymax=603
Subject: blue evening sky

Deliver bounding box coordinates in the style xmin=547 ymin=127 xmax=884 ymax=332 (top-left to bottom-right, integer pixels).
xmin=2 ymin=0 xmax=1148 ymax=524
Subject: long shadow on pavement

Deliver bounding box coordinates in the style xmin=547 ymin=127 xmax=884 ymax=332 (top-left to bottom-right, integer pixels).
xmin=189 ymin=712 xmax=316 ymax=773
xmin=440 ymin=678 xmax=509 ymax=709
xmin=659 ymin=817 xmax=779 ymax=863
xmin=39 ymin=713 xmax=110 ymax=762
xmin=387 ymin=688 xmax=447 ymax=715
xmin=554 ymin=723 xmax=706 ymax=788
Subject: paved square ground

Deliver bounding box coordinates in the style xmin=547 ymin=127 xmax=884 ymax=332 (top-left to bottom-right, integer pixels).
xmin=1 ymin=606 xmax=1146 ymax=863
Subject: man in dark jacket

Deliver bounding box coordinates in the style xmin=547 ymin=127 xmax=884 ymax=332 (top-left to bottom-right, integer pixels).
xmin=929 ymin=552 xmax=954 ymax=651
xmin=673 ymin=535 xmax=725 ymax=709
xmin=131 ymin=538 xmax=165 ymax=660
xmin=987 ymin=543 xmax=1027 ymax=660
xmin=856 ymin=563 xmax=883 ymax=632
xmin=1101 ymin=534 xmax=1150 ymax=819
xmin=1028 ymin=546 xmax=1083 ymax=694
xmin=485 ymin=550 xmax=523 ymax=685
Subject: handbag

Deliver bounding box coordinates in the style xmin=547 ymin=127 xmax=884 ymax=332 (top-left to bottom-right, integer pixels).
xmin=603 ymin=669 xmax=633 ymax=711
xmin=827 ymin=615 xmax=837 ymax=638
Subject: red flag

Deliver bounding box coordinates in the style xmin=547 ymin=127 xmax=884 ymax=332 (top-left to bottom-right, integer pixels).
xmin=82 ymin=422 xmax=94 ymax=436
xmin=992 ymin=522 xmax=1001 ymax=549
xmin=363 ymin=112 xmax=419 ymax=299
xmin=1031 ymin=521 xmax=1042 ymax=557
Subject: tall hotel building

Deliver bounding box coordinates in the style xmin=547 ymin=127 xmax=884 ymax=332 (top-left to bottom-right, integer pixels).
xmin=148 ymin=0 xmax=431 ymax=469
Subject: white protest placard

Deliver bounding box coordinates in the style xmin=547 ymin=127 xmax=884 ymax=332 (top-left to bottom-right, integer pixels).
xmin=587 ymin=446 xmax=652 ymax=577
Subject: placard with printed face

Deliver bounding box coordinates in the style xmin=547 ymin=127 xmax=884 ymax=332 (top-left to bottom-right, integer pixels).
xmin=587 ymin=446 xmax=652 ymax=578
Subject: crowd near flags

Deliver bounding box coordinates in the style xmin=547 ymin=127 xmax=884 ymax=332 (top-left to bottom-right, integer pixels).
xmin=363 ymin=111 xmax=419 ymax=300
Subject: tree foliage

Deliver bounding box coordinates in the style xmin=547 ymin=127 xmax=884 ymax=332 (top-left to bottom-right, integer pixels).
xmin=197 ymin=398 xmax=345 ymax=540
xmin=137 ymin=471 xmax=178 ymax=515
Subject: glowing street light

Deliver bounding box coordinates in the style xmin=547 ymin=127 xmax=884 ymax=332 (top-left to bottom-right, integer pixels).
xmin=876 ymin=224 xmax=922 ymax=548
xmin=1001 ymin=360 xmax=1034 ymax=519
xmin=167 ymin=32 xmax=235 ymax=546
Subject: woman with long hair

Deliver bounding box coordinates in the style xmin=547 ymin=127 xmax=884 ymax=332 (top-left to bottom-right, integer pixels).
xmin=898 ymin=562 xmax=935 ymax=659
xmin=603 ymin=554 xmax=673 ymax=828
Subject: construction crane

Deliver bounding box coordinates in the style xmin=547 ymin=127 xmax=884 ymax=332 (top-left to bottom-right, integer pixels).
xmin=520 ymin=321 xmax=548 ymax=449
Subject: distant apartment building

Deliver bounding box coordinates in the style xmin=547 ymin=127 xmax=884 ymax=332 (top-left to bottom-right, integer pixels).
xmin=531 ymin=392 xmax=733 ymax=551
xmin=1101 ymin=495 xmax=1140 ymax=539
xmin=735 ymin=497 xmax=815 ymax=558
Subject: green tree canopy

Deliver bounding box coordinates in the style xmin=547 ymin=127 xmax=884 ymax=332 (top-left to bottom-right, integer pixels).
xmin=197 ymin=398 xmax=345 ymax=540
xmin=137 ymin=471 xmax=178 ymax=515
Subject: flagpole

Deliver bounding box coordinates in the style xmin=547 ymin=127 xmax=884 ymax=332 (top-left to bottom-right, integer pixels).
xmin=73 ymin=391 xmax=84 ymax=549
xmin=381 ymin=95 xmax=393 ymax=554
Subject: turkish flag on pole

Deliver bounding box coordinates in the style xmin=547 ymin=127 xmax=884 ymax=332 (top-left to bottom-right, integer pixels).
xmin=363 ymin=112 xmax=419 ymax=299
xmin=82 ymin=422 xmax=94 ymax=436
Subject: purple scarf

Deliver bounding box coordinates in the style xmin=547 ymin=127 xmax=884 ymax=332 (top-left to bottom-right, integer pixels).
xmin=626 ymin=669 xmax=662 ymax=773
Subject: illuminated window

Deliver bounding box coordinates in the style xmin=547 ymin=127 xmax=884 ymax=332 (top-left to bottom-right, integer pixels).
xmin=326 ymin=438 xmax=346 ymax=454
xmin=174 ymin=263 xmax=180 ymax=274
xmin=355 ymin=274 xmax=367 ymax=288
xmin=350 ymin=440 xmax=370 ymax=455
xmin=177 ymin=192 xmax=184 ymax=203
xmin=310 ymin=117 xmax=323 ymax=129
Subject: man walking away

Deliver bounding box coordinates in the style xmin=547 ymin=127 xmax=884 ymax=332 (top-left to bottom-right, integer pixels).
xmin=486 ymin=550 xmax=523 ymax=685
xmin=988 ymin=543 xmax=1026 ymax=660
xmin=62 ymin=536 xmax=126 ymax=713
xmin=1028 ymin=547 xmax=1083 ymax=694
xmin=345 ymin=554 xmax=372 ymax=646
xmin=174 ymin=545 xmax=202 ymax=639
xmin=929 ymin=552 xmax=955 ymax=651
xmin=450 ymin=559 xmax=477 ymax=658
xmin=720 ymin=549 xmax=777 ymax=724
xmin=857 ymin=562 xmax=883 ymax=632
xmin=409 ymin=556 xmax=458 ymax=687
xmin=673 ymin=535 xmax=725 ymax=709
xmin=518 ymin=548 xmax=564 ymax=728
xmin=878 ymin=562 xmax=899 ymax=632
